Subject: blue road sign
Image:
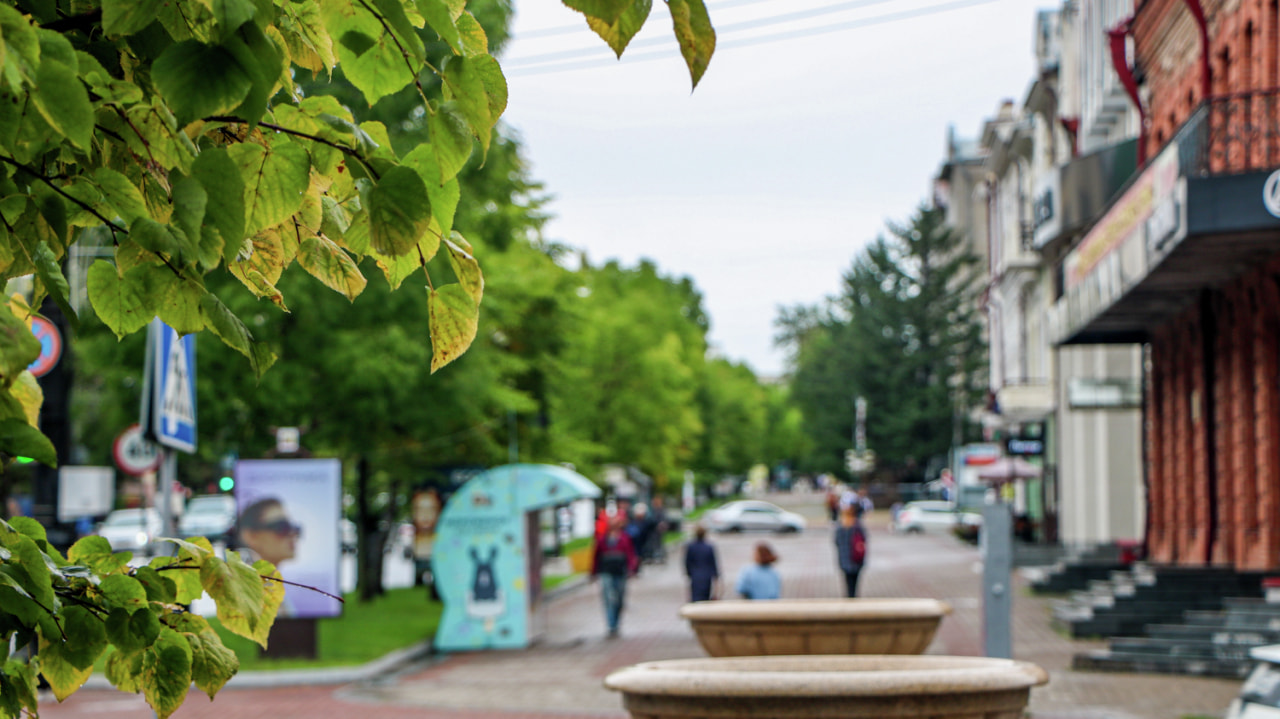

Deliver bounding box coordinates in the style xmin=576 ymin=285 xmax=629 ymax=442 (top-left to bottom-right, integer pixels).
xmin=152 ymin=321 xmax=197 ymax=453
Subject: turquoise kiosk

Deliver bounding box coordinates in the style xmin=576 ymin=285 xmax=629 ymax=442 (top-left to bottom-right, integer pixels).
xmin=433 ymin=463 xmax=601 ymax=650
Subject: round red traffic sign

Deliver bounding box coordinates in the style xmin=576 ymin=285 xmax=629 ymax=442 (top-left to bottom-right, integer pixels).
xmin=28 ymin=316 xmax=61 ymax=377
xmin=113 ymin=424 xmax=161 ymax=476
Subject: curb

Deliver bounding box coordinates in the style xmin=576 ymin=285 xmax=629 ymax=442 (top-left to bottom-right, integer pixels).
xmin=82 ymin=638 xmax=440 ymax=692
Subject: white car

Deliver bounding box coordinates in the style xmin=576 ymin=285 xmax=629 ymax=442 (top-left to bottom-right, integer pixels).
xmin=178 ymin=495 xmax=237 ymax=546
xmin=892 ymin=500 xmax=982 ymax=534
xmin=97 ymin=508 xmax=162 ymax=553
xmin=704 ymin=500 xmax=806 ymax=534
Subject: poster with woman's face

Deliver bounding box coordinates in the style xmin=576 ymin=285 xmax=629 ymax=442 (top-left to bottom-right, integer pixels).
xmin=235 ymin=459 xmax=342 ymax=618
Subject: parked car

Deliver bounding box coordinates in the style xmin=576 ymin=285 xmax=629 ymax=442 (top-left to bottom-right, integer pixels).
xmin=178 ymin=494 xmax=237 ymax=546
xmin=703 ymin=500 xmax=806 ymax=534
xmin=892 ymin=500 xmax=982 ymax=534
xmin=97 ymin=508 xmax=162 ymax=553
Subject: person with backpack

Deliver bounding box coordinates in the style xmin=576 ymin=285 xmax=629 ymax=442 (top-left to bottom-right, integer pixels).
xmin=835 ymin=504 xmax=868 ymax=597
xmin=592 ymin=516 xmax=640 ymax=638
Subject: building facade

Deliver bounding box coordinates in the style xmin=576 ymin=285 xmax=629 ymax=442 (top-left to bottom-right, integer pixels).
xmin=1052 ymin=0 xmax=1280 ymax=568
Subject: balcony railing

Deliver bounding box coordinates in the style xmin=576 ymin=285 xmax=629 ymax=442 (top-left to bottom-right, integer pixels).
xmin=1176 ymin=88 xmax=1280 ymax=177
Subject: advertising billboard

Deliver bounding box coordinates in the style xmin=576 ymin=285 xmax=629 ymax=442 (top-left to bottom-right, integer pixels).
xmin=234 ymin=459 xmax=342 ymax=618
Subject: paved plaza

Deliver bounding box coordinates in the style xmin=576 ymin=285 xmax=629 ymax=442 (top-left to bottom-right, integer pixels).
xmin=38 ymin=492 xmax=1245 ymax=719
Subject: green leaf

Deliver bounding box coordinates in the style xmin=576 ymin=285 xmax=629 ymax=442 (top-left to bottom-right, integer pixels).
xmin=67 ymin=535 xmax=112 ymax=561
xmin=38 ymin=628 xmax=96 ymax=701
xmin=142 ymin=628 xmax=192 ymax=719
xmin=667 ymin=0 xmax=715 ymax=89
xmin=199 ymin=294 xmax=276 ymax=377
xmin=442 ymin=56 xmax=493 ymax=154
xmin=105 ymin=648 xmax=145 ymax=692
xmin=586 ymin=0 xmax=651 ymax=57
xmin=86 ymin=260 xmax=161 ymax=339
xmin=152 ymin=40 xmax=253 ymax=126
xmin=105 ymin=607 xmax=161 ymax=652
xmin=157 ymin=279 xmax=206 ymax=336
xmin=367 ymin=165 xmax=432 ymax=257
xmin=192 ymin=147 xmax=246 ymax=261
xmin=0 ymin=418 xmax=56 ymax=466
xmin=444 ymin=232 xmax=482 ymax=305
xmin=135 ymin=565 xmax=178 ymax=603
xmin=454 ymin=12 xmax=488 ymax=57
xmin=428 ymin=102 xmax=472 ymax=183
xmin=224 ymin=22 xmax=282 ymax=125
xmin=298 ymin=235 xmax=366 ymax=300
xmin=0 ymin=570 xmax=41 ymax=626
xmin=41 ymin=606 xmax=107 ymax=672
xmin=418 ymin=0 xmax=461 ymax=54
xmin=101 ymin=0 xmax=164 ymax=36
xmin=323 ymin=0 xmax=418 ymax=105
xmin=92 ymin=168 xmax=150 ymax=225
xmin=99 ymin=574 xmax=148 ymax=610
xmin=211 ymin=0 xmax=257 ymax=39
xmin=185 ymin=622 xmax=239 ymax=699
xmin=370 ymin=0 xmax=425 ymax=64
xmin=8 ymin=516 xmax=45 ymax=541
xmin=150 ymin=556 xmax=204 ymax=605
xmin=401 ymin=144 xmax=459 ymax=237
xmin=33 ymin=243 xmax=77 ymax=330
xmin=563 ymin=0 xmax=631 ymax=25
xmin=32 ymin=57 xmax=94 ymax=150
xmin=252 ymin=559 xmax=284 ymax=637
xmin=428 ymin=283 xmax=478 ymax=373
xmin=228 ymin=140 xmax=310 ymax=236
xmin=201 ymin=553 xmax=267 ymax=646
xmin=171 ymin=176 xmax=209 ymax=262
xmin=0 ymin=301 xmax=39 ymax=383
xmin=1 ymin=658 xmax=38 ymax=717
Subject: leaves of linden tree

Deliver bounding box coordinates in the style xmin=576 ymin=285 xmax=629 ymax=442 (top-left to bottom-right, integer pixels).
xmin=0 ymin=0 xmax=714 ymax=711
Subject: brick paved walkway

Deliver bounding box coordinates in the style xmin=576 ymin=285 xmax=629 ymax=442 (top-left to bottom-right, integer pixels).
xmin=37 ymin=492 xmax=1245 ymax=719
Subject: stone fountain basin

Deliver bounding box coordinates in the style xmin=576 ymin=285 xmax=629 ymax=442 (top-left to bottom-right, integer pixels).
xmin=604 ymin=655 xmax=1048 ymax=719
xmin=679 ymin=598 xmax=952 ymax=656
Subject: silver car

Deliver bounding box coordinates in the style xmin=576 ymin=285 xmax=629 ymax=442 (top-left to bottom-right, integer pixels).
xmin=97 ymin=508 xmax=163 ymax=553
xmin=892 ymin=500 xmax=982 ymax=534
xmin=704 ymin=500 xmax=806 ymax=534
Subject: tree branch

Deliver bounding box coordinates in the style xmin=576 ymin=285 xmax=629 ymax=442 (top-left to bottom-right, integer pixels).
xmin=354 ymin=0 xmax=430 ymax=107
xmin=0 ymin=155 xmax=127 ymax=235
xmin=206 ymin=117 xmax=382 ymax=181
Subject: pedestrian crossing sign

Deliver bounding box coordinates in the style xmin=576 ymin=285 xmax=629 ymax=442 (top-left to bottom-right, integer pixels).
xmin=144 ymin=319 xmax=197 ymax=453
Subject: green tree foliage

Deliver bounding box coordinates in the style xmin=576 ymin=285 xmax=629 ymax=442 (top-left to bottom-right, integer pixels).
xmin=0 ymin=0 xmax=716 ymax=713
xmin=548 ymin=260 xmax=706 ymax=486
xmin=786 ymin=205 xmax=986 ymax=479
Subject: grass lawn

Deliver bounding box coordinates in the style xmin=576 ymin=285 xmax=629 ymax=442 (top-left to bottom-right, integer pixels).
xmin=211 ymin=586 xmax=442 ymax=670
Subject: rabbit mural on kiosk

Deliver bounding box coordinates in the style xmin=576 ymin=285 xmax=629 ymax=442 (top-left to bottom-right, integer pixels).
xmin=466 ymin=545 xmax=504 ymax=622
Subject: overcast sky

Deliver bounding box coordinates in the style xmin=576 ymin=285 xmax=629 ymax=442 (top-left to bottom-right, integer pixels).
xmin=498 ymin=0 xmax=1047 ymax=377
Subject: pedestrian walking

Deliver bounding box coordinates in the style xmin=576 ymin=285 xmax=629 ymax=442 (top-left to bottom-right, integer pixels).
xmin=834 ymin=505 xmax=868 ymax=597
xmin=735 ymin=541 xmax=781 ymax=600
xmin=591 ymin=517 xmax=639 ymax=638
xmin=684 ymin=524 xmax=720 ymax=601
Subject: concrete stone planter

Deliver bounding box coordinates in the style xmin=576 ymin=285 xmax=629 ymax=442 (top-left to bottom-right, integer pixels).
xmin=679 ymin=598 xmax=951 ymax=657
xmin=604 ymin=655 xmax=1048 ymax=719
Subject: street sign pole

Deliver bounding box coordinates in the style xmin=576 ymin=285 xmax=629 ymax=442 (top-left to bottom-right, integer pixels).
xmin=982 ymin=502 xmax=1014 ymax=658
xmin=140 ymin=319 xmax=197 ymax=553
xmin=158 ymin=450 xmax=177 ymax=541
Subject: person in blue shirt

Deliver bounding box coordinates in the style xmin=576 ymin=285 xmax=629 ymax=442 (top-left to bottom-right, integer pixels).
xmin=736 ymin=541 xmax=781 ymax=600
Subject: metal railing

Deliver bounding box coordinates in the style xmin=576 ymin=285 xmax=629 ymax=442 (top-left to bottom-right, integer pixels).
xmin=1176 ymin=88 xmax=1280 ymax=177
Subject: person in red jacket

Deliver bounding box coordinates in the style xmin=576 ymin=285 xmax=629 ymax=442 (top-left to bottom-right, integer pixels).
xmin=592 ymin=516 xmax=639 ymax=638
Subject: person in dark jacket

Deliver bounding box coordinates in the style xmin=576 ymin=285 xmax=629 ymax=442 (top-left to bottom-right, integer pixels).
xmin=683 ymin=524 xmax=720 ymax=601
xmin=591 ymin=517 xmax=639 ymax=638
xmin=834 ymin=505 xmax=868 ymax=597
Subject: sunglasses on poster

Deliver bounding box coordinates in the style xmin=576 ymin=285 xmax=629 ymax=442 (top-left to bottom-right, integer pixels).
xmin=253 ymin=519 xmax=302 ymax=537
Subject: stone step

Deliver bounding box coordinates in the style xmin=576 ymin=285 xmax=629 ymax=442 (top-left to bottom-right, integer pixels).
xmin=1067 ymin=612 xmax=1198 ymax=638
xmin=1072 ymin=649 xmax=1254 ymax=678
xmin=1109 ymin=636 xmax=1264 ymax=660
xmin=1145 ymin=623 xmax=1280 ymax=644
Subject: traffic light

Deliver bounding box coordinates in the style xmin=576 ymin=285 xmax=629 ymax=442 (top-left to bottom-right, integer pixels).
xmin=219 ymin=475 xmax=235 ymax=492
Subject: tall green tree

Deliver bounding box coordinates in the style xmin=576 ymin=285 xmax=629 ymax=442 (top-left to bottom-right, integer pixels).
xmin=786 ymin=205 xmax=985 ymax=480
xmin=547 ymin=260 xmax=706 ymax=487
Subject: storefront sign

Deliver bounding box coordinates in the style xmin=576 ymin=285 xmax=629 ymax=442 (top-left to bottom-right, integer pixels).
xmin=1005 ymin=438 xmax=1045 ymax=456
xmin=1065 ymin=143 xmax=1179 ymax=290
xmin=1264 ymin=169 xmax=1280 ymax=218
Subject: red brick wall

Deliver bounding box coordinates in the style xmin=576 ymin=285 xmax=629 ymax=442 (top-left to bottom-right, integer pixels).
xmin=1149 ymin=328 xmax=1174 ymax=563
xmin=1135 ymin=0 xmax=1280 ymax=163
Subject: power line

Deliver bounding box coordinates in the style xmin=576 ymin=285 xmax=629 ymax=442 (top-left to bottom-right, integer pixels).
xmin=505 ymin=0 xmax=1000 ymax=78
xmin=506 ymin=0 xmax=899 ymax=67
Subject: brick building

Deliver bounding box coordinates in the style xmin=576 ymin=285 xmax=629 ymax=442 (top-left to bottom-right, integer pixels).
xmin=1049 ymin=0 xmax=1280 ymax=569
